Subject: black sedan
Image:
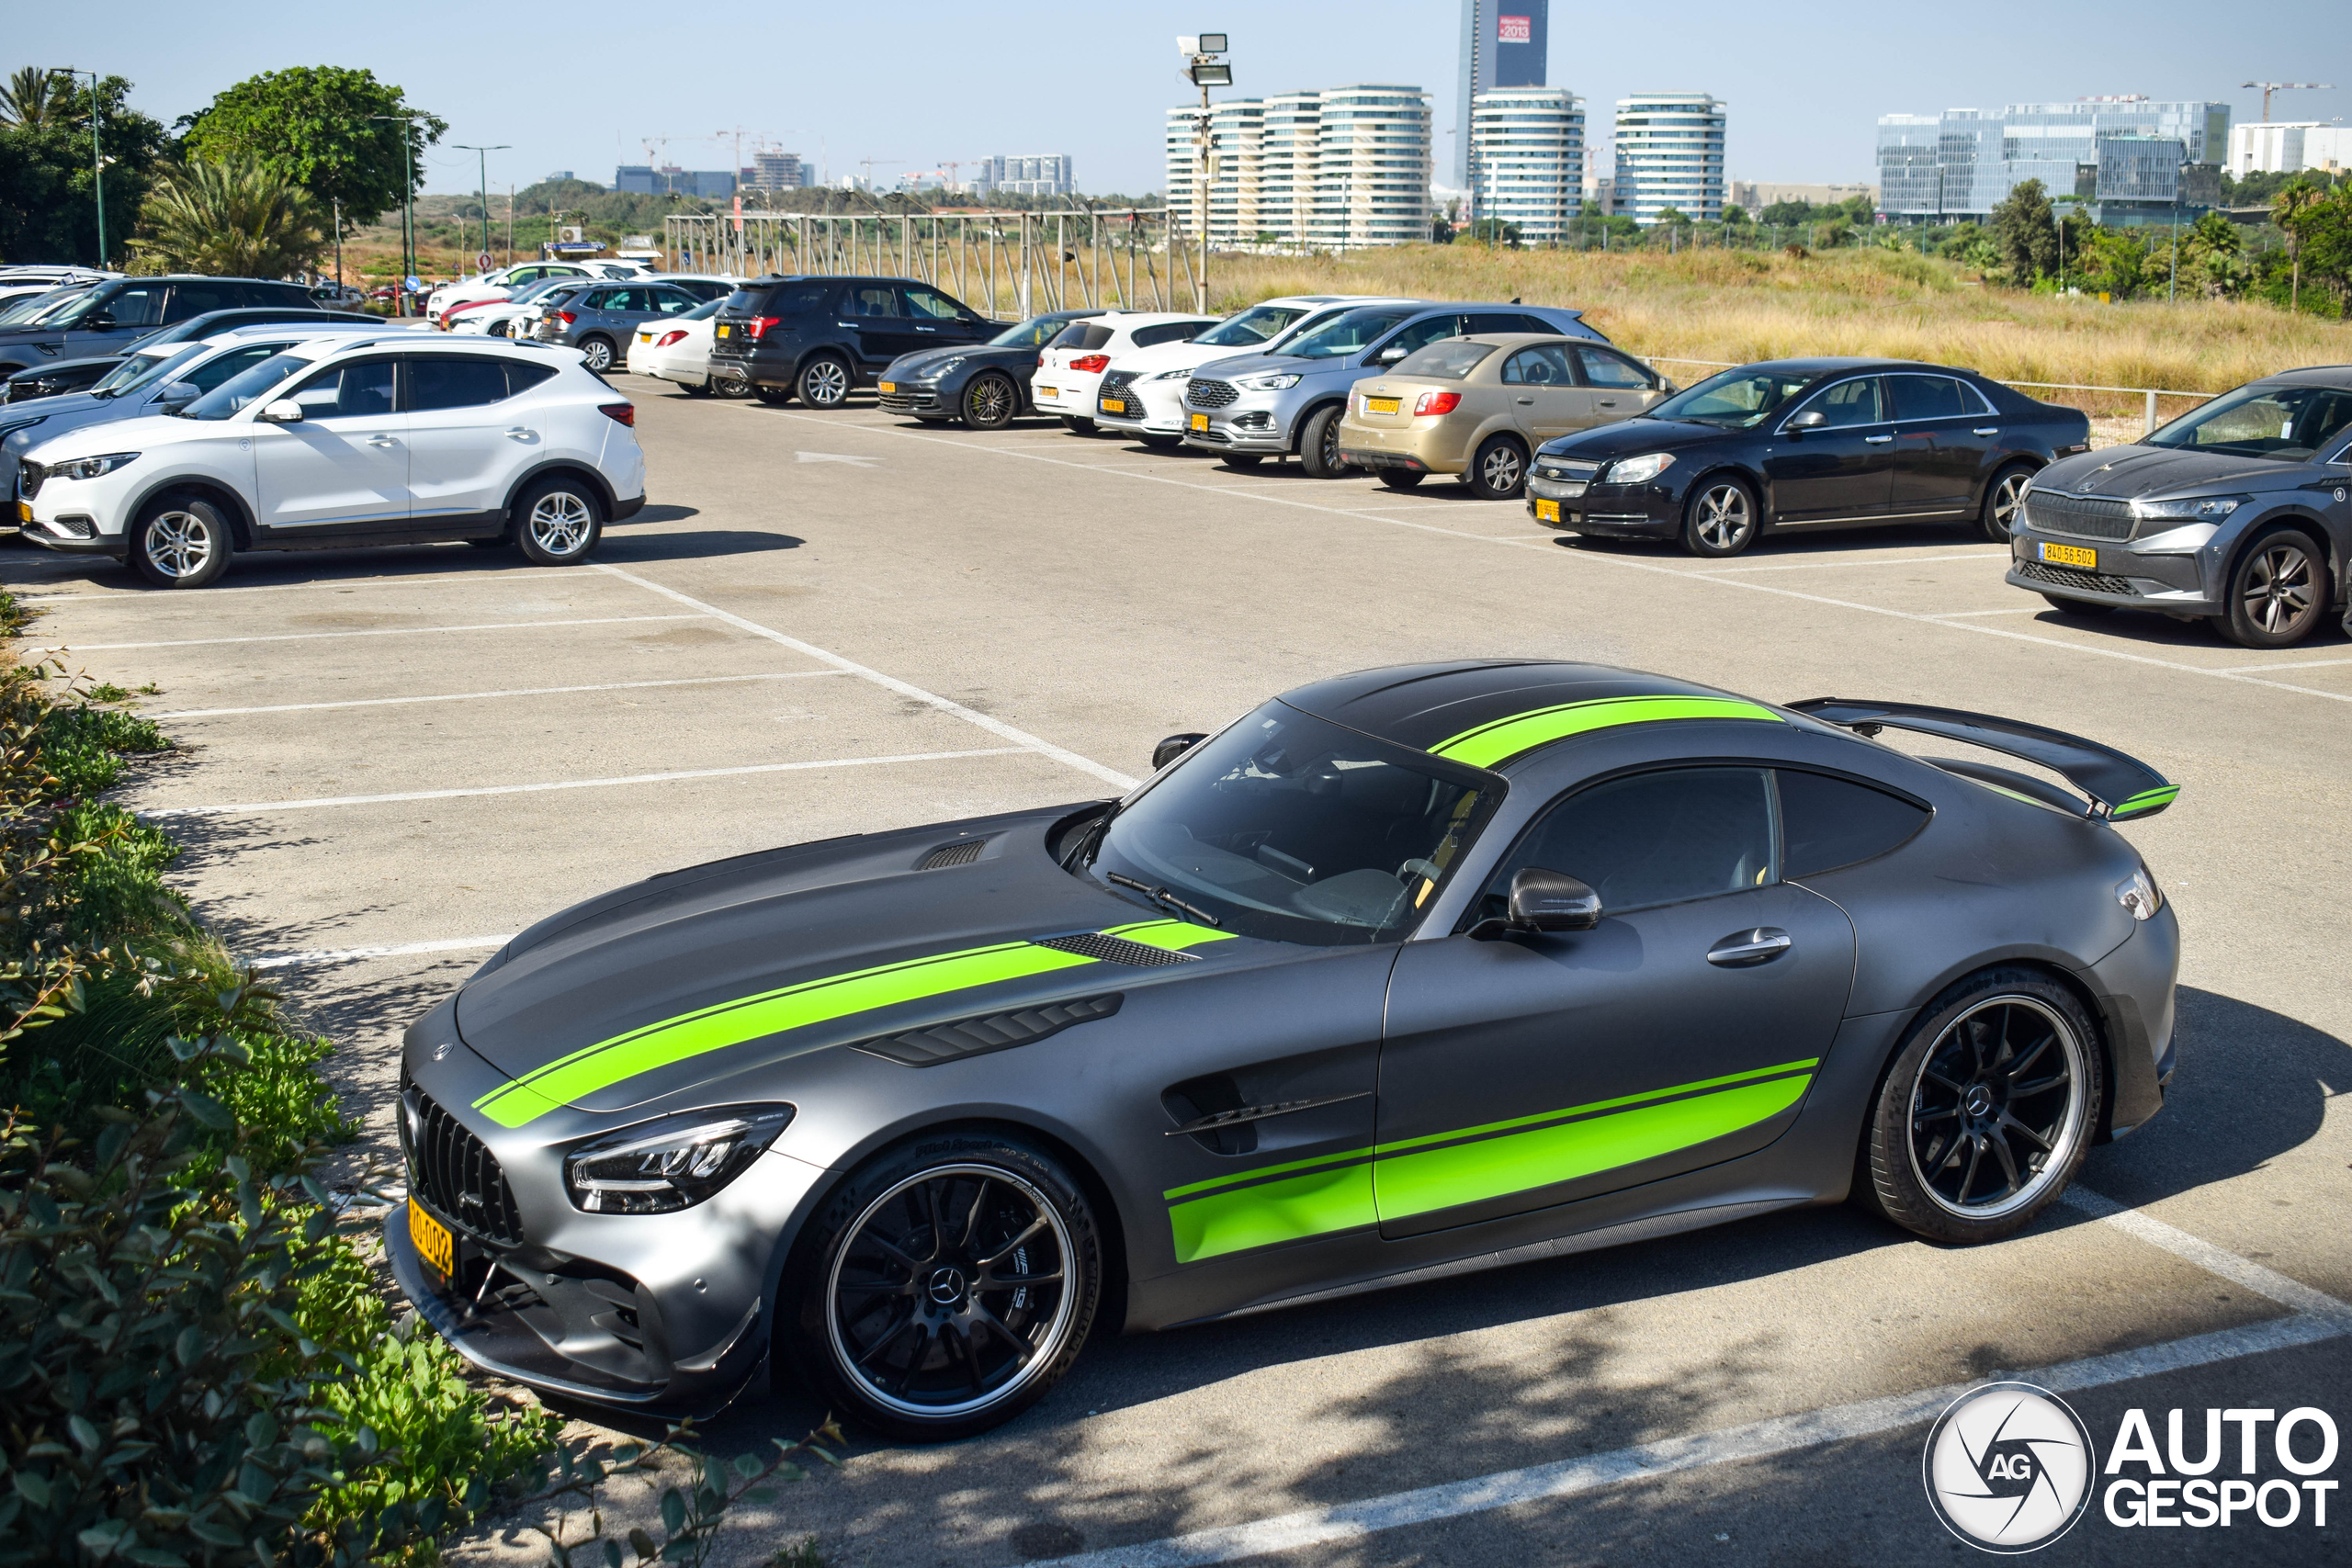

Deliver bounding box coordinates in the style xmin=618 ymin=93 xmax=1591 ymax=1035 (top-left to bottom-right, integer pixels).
xmin=0 ymin=307 xmax=377 ymax=403
xmin=876 ymin=310 xmax=1100 ymax=430
xmin=1524 ymin=358 xmax=2091 ymax=558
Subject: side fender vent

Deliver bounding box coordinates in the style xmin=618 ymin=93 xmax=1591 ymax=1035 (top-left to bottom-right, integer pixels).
xmin=1034 ymin=931 xmax=1197 ymax=966
xmin=917 ymin=839 xmax=988 ymax=870
xmin=853 ymin=994 xmax=1125 ymax=1066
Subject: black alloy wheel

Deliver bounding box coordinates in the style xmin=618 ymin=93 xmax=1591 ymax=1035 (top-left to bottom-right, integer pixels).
xmin=1681 ymin=477 xmax=1758 ymax=558
xmin=1979 ymin=464 xmax=2034 ymax=543
xmin=1860 ymin=970 xmax=2100 ymax=1245
xmin=1378 ymin=469 xmax=1425 ymax=491
xmin=713 ymin=373 xmax=756 ymax=400
xmin=1298 ymin=404 xmax=1349 ymax=479
xmin=1465 ymin=436 xmax=1528 ymax=501
xmin=577 ymin=335 xmax=616 ymax=373
xmin=798 ymin=355 xmax=853 ymax=409
xmin=2222 ymin=527 xmax=2327 ymax=649
xmin=962 ymin=373 xmax=1016 ymax=430
xmin=795 ymin=1134 xmax=1101 ymax=1439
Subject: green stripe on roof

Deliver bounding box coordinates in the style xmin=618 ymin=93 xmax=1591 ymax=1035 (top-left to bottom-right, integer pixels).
xmin=1430 ymin=695 xmax=1783 ymax=769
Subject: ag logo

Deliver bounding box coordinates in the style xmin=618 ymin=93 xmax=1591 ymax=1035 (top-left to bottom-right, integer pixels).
xmin=1923 ymin=1382 xmax=2095 ymax=1552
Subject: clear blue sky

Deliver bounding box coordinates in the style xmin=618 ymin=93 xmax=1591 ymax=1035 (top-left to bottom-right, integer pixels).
xmin=14 ymin=2 xmax=2350 ymax=199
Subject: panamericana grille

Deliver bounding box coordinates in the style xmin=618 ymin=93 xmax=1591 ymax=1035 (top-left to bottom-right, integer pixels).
xmin=2025 ymin=491 xmax=2135 ymax=541
xmin=877 ymin=389 xmax=938 ymax=414
xmin=1098 ymin=369 xmax=1140 ymax=412
xmin=402 ymin=1081 xmax=526 ymax=1246
xmin=1186 ymin=378 xmax=1240 ymax=410
xmin=17 ymin=460 xmax=43 ymax=501
xmin=2014 ymin=558 xmax=2138 ymax=597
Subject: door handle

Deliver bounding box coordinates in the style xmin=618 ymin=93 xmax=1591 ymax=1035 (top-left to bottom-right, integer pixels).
xmin=1707 ymin=928 xmax=1792 ymax=966
xmin=1973 ymin=426 xmax=1999 ymax=436
xmin=1515 ymin=396 xmax=1535 ymax=404
xmin=914 ymin=325 xmax=938 ymax=333
xmin=504 ymin=426 xmax=537 ymax=440
xmin=1863 ymin=434 xmax=1894 ymax=445
xmin=1597 ymin=399 xmax=1618 ymax=407
xmin=366 ymin=434 xmax=399 ymax=447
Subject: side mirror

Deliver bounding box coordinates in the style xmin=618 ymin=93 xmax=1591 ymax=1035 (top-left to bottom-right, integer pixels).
xmin=85 ymin=312 xmax=117 ymax=331
xmin=1507 ymin=866 xmax=1602 ymax=932
xmin=1374 ymin=344 xmax=1408 ymax=364
xmin=1152 ymin=732 xmax=1207 ymax=772
xmin=1784 ymin=410 xmax=1826 ymax=433
xmin=157 ymin=382 xmax=200 ymax=407
xmin=257 ymin=399 xmax=304 ymax=423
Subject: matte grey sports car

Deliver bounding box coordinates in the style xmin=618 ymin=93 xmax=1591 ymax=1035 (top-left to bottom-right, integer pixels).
xmin=387 ymin=661 xmax=2181 ymax=1438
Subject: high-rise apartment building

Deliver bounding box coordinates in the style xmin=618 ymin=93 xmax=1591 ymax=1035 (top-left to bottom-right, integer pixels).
xmin=2227 ymin=121 xmax=2352 ymax=176
xmin=614 ymin=164 xmax=738 ymax=197
xmin=744 ymin=150 xmax=812 ymax=192
xmin=1453 ymin=0 xmax=1549 ymax=184
xmin=1877 ymin=98 xmax=2229 ymax=224
xmin=1168 ymin=85 xmax=1430 ymax=250
xmin=975 ymin=154 xmax=1075 ymax=197
xmin=1468 ymin=87 xmax=1584 ymax=243
xmin=1611 ymin=92 xmax=1726 ymax=223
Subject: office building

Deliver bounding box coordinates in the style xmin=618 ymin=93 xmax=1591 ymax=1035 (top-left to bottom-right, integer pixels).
xmin=1611 ymin=92 xmax=1726 ymax=223
xmin=1728 ymin=180 xmax=1875 ymax=212
xmin=545 ymin=170 xmax=575 ymax=183
xmin=744 ymin=150 xmax=813 ymax=192
xmin=1468 ymin=87 xmax=1584 ymax=243
xmin=1876 ymin=98 xmax=2229 ymax=225
xmin=1170 ymin=85 xmax=1430 ymax=250
xmin=1453 ymin=0 xmax=1548 ymax=184
xmin=614 ymin=164 xmax=738 ymax=197
xmin=2228 ymin=121 xmax=2352 ymax=176
xmin=975 ymin=154 xmax=1074 ymax=197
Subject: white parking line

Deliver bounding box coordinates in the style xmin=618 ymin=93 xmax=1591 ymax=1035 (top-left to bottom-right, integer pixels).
xmin=251 ymin=935 xmax=515 ymax=971
xmin=2225 ymin=655 xmax=2352 ymax=673
xmin=27 ymin=614 xmax=707 ymax=653
xmin=140 ymin=746 xmax=1030 ymax=818
xmin=591 ymin=562 xmax=1140 ymax=789
xmin=147 ymin=670 xmax=853 ymax=720
xmin=9 ymin=572 xmax=533 ymax=603
xmin=1930 ymin=607 xmax=2044 ymax=618
xmin=1024 ymin=1189 xmax=2352 ymax=1568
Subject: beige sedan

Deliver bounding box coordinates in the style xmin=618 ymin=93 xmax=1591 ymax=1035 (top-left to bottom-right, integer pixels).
xmin=1337 ymin=333 xmax=1669 ymax=499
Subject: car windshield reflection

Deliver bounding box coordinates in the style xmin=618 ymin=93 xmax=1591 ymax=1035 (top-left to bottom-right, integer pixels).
xmin=1648 ymin=367 xmax=1816 ymax=429
xmin=2145 ymin=382 xmax=2352 ymax=462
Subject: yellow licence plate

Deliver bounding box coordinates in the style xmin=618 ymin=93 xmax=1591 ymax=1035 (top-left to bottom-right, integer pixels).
xmin=1534 ymin=498 xmax=1561 ymax=523
xmin=1365 ymin=396 xmax=1401 ymax=415
xmin=715 ymin=323 xmax=730 ymax=337
xmin=2040 ymin=541 xmax=2097 ymax=570
xmin=1100 ymin=397 xmax=1127 ymax=413
xmin=878 ymin=381 xmax=896 ymax=394
xmin=1190 ymin=412 xmax=1209 ymax=433
xmin=16 ymin=501 xmax=29 ymax=524
xmin=408 ymin=1198 xmax=454 ymax=1280
xmin=1037 ymin=385 xmax=1057 ymax=398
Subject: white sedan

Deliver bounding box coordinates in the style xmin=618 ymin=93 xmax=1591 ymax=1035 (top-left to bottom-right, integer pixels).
xmin=1032 ymin=311 xmax=1218 ymax=433
xmin=445 ymin=276 xmax=594 ymax=337
xmin=625 ymin=298 xmax=742 ymax=395
xmin=1090 ymin=296 xmax=1419 ymax=446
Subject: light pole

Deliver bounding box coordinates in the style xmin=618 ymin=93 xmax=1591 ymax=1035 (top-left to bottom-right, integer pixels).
xmin=1179 ymin=32 xmax=1230 ymax=313
xmin=60 ymin=68 xmax=106 ymax=266
xmin=453 ymin=143 xmax=510 ymax=274
xmin=370 ymin=113 xmax=421 ymax=313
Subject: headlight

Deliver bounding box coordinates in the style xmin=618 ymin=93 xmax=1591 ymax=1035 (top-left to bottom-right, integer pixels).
xmin=1149 ymin=367 xmax=1195 ymax=381
xmin=922 ymin=357 xmax=965 ymax=380
xmin=1235 ymin=372 xmax=1301 ymax=390
xmin=51 ymin=451 xmax=140 ymax=480
xmin=2132 ymin=495 xmax=2244 ymax=520
xmin=562 ymin=1103 xmax=795 ymax=1213
xmin=1603 ymin=452 xmax=1675 ymax=485
xmin=2114 ymin=864 xmax=2164 ymax=922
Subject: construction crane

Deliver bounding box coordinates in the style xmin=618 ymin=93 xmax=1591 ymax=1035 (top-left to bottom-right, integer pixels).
xmin=2243 ymin=82 xmax=2335 ymax=122
xmin=856 ymin=155 xmax=901 ymax=193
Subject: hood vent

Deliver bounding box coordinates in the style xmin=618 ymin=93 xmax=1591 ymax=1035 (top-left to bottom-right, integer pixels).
xmin=854 ymin=993 xmax=1124 ymax=1066
xmin=917 ymin=839 xmax=988 ymax=870
xmin=1034 ymin=931 xmax=1199 ymax=966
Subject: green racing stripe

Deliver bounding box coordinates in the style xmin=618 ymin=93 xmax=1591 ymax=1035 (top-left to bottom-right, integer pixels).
xmin=1430 ymin=694 xmax=1784 ymax=769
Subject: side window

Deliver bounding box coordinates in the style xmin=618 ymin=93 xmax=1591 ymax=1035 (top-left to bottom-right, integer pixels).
xmin=407 ymin=356 xmax=513 ymax=412
xmin=164 ymin=286 xmax=232 ymax=320
xmin=185 ymin=344 xmax=282 ymax=392
xmin=1132 ymin=321 xmax=1208 ymax=349
xmin=1501 ymin=344 xmax=1576 ymax=385
xmin=770 ymin=286 xmax=830 ymax=316
xmin=846 ymin=285 xmax=900 ymax=318
xmin=289 ymin=359 xmax=397 ymax=418
xmin=1797 ymin=377 xmax=1884 ymax=428
xmin=101 ymin=286 xmax=169 ymax=327
xmin=1888 ymin=374 xmax=1966 ymax=422
xmin=509 ymin=267 xmax=547 ymax=286
xmin=1956 ymin=380 xmax=1997 ymax=416
xmin=1481 ymin=768 xmax=1779 ymax=918
xmin=650 ymin=288 xmax=697 ymax=315
xmin=584 ymin=288 xmax=628 ymax=312
xmin=1466 ymin=311 xmax=1550 ymax=336
xmin=1577 ymin=347 xmax=1653 ymax=389
xmin=1378 ymin=313 xmax=1464 ymax=361
xmin=503 ymin=361 xmax=559 ymax=397
xmin=901 ymin=287 xmax=964 ymax=321
xmin=1776 ymin=771 xmax=1928 ymax=878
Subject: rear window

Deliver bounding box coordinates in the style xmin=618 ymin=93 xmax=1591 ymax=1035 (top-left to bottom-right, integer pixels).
xmin=763 ymin=284 xmax=831 ymax=316
xmin=1051 ymin=323 xmax=1115 ymax=351
xmin=1132 ymin=321 xmax=1209 ymax=350
xmin=1396 ymin=341 xmax=1494 ymax=379
xmin=1777 ymin=771 xmax=1928 ymax=877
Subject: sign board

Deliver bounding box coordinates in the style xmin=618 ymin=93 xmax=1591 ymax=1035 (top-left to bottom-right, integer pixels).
xmin=477 ymin=251 xmax=492 ymax=271
xmin=404 ymin=275 xmax=422 ymax=291
xmin=1498 ymin=14 xmax=1532 ymax=41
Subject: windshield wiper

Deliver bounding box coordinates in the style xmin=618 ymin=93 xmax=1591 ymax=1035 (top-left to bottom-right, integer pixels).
xmin=1104 ymin=871 xmax=1221 ymax=928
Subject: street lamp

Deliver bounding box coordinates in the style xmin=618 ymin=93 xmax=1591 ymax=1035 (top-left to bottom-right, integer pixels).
xmin=1178 ymin=32 xmax=1230 ymax=312
xmin=370 ymin=113 xmax=422 ymax=314
xmin=59 ymin=68 xmax=106 ymax=267
xmin=453 ymin=143 xmax=511 ymax=276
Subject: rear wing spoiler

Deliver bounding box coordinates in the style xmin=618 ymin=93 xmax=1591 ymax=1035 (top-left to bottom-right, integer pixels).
xmin=1787 ymin=698 xmax=2178 ymax=821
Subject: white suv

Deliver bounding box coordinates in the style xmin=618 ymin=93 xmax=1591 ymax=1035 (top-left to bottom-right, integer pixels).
xmin=14 ymin=336 xmax=646 ymax=589
xmin=1091 ymin=296 xmax=1420 ymax=447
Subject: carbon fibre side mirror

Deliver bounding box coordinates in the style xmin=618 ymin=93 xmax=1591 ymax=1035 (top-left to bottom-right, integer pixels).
xmin=1508 ymin=867 xmax=1602 ymax=932
xmin=1153 ymin=732 xmax=1207 ymax=772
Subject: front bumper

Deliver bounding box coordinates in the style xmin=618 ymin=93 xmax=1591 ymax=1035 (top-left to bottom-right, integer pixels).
xmin=878 ymin=382 xmax=947 ymax=417
xmin=1525 ymin=473 xmax=1676 ymax=537
xmin=2006 ymin=525 xmax=2219 ymax=615
xmin=1180 ymin=386 xmax=1292 ymax=453
xmin=1094 ymin=375 xmax=1192 ymax=434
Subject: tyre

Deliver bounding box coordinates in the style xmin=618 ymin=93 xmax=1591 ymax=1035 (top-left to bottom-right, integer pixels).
xmin=576 ymin=335 xmax=616 ymax=373
xmin=2221 ymin=526 xmax=2327 ymax=648
xmin=1219 ymin=453 xmax=1263 ymax=470
xmin=2040 ymin=593 xmax=2114 ymax=616
xmin=1978 ymin=462 xmax=2034 ymax=543
xmin=797 ymin=355 xmax=853 ymax=409
xmin=1465 ymin=436 xmax=1528 ymax=501
xmin=1377 ymin=469 xmax=1425 ymax=491
xmin=681 ymin=379 xmax=714 ymax=398
xmin=1680 ymin=476 xmax=1758 ymax=558
xmin=511 ymin=476 xmax=604 ymax=567
xmin=714 ymin=374 xmax=756 ymax=400
xmin=129 ymin=495 xmax=233 ymax=589
xmin=961 ymin=372 xmax=1016 ymax=431
xmin=1860 ymin=968 xmax=2102 ymax=1246
xmin=1297 ymin=404 xmax=1350 ymax=479
xmin=788 ymin=1132 xmax=1102 ymax=1441
xmin=752 ymin=383 xmax=794 ymax=406
xmin=1139 ymin=433 xmax=1182 ymax=451
xmin=1059 ymin=415 xmax=1097 ymax=434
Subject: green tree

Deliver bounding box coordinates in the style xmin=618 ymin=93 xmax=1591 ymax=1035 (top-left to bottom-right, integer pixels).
xmin=129 ymin=154 xmax=327 ymax=278
xmin=0 ymin=72 xmax=166 ymax=265
xmin=2272 ymin=179 xmax=2325 ymax=312
xmin=2177 ymin=211 xmax=2246 ymax=299
xmin=1989 ymin=177 xmax=2059 ymax=284
xmin=1719 ymin=203 xmax=1750 ymax=226
xmin=178 ymin=65 xmax=445 ymax=224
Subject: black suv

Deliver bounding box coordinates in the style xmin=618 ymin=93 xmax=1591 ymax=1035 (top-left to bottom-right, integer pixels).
xmin=710 ymin=276 xmax=994 ymax=408
xmin=0 ymin=276 xmax=317 ymax=381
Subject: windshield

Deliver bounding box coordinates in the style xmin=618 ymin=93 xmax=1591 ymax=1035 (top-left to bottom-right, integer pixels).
xmin=95 ymin=344 xmax=202 ymax=395
xmin=1395 ymin=341 xmax=1494 ymax=379
xmin=1082 ymin=701 xmax=1498 ymax=945
xmin=988 ymin=315 xmax=1073 ymax=347
xmin=1193 ymin=303 xmax=1311 ymax=348
xmin=178 ymin=350 xmax=314 ymax=420
xmin=2 ymin=288 xmax=92 ymax=327
xmin=2145 ymin=382 xmax=2352 ymax=462
xmin=510 ymin=276 xmax=585 ymax=302
xmin=1281 ymin=309 xmax=1413 ymax=361
xmin=1647 ymin=367 xmax=1817 ymax=429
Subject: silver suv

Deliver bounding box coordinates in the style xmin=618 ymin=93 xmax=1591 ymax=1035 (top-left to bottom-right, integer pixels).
xmin=536 ymin=282 xmax=707 ymax=371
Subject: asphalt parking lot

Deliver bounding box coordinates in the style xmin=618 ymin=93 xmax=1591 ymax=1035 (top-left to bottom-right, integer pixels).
xmin=6 ymin=378 xmax=2349 ymax=1565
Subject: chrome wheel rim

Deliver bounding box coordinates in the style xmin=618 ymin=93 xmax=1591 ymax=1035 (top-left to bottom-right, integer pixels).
xmin=145 ymin=510 xmax=213 ymax=579
xmin=805 ymin=360 xmax=849 ymax=406
xmin=967 ymin=377 xmax=1012 ymax=424
xmin=526 ymin=491 xmax=594 ymax=557
xmin=2242 ymin=542 xmax=2316 ymax=635
xmin=581 ymin=339 xmax=612 ymax=370
xmin=1480 ymin=444 xmax=1523 ymax=493
xmin=1907 ymin=997 xmax=2086 ymax=1220
xmin=1991 ymin=473 xmax=2029 ymax=536
xmin=1694 ymin=484 xmax=1753 ymax=551
xmin=826 ymin=1163 xmax=1075 ymax=1419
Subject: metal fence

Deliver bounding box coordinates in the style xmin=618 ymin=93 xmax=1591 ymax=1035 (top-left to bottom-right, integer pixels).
xmin=1640 ymin=357 xmax=2215 ymax=434
xmin=662 ymin=209 xmax=1204 ymax=319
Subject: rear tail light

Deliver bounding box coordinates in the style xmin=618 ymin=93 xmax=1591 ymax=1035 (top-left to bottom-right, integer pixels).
xmin=1070 ymin=355 xmax=1110 ymax=373
xmin=555 ymin=310 xmax=576 ymax=326
xmin=1414 ymin=390 xmax=1462 ymax=416
xmin=744 ymin=315 xmax=784 ymax=341
xmin=598 ymin=402 xmax=636 ymax=426
xmin=1036 ymin=353 xmax=1046 ymax=367
xmin=655 ymin=330 xmax=687 ymax=348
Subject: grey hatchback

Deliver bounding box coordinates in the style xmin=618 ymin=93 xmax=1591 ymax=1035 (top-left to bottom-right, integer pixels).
xmin=537 ymin=283 xmax=705 ymax=371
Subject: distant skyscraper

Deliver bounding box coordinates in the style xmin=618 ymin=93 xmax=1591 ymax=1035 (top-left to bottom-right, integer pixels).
xmin=1454 ymin=0 xmax=1548 ymax=184
xmin=1878 ymin=99 xmax=2231 ymax=224
xmin=1167 ymin=85 xmax=1430 ymax=250
xmin=1470 ymin=86 xmax=1585 ymax=244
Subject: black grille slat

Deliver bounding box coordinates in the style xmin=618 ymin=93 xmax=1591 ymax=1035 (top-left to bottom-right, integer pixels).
xmin=853 ymin=994 xmax=1125 ymax=1066
xmin=1034 ymin=931 xmax=1199 ymax=966
xmin=404 ymin=1084 xmax=526 ymax=1246
xmin=2015 ymin=558 xmax=2138 ymax=596
xmin=1186 ymin=379 xmax=1239 ymax=410
xmin=2025 ymin=491 xmax=2135 ymax=540
xmin=918 ymin=839 xmax=985 ymax=869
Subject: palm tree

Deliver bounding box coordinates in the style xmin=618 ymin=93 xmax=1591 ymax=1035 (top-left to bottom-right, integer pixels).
xmin=2272 ymin=181 xmax=2323 ymax=311
xmin=0 ymin=66 xmax=72 ymax=130
xmin=130 ymin=156 xmax=326 ymax=279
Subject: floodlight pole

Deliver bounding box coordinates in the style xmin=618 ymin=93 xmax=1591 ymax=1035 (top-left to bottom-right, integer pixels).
xmin=1180 ymin=34 xmax=1230 ymax=314
xmin=454 ymin=143 xmax=511 ymax=269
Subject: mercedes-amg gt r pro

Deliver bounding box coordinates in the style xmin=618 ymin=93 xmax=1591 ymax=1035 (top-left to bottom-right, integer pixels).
xmin=388 ymin=662 xmax=2180 ymax=1439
